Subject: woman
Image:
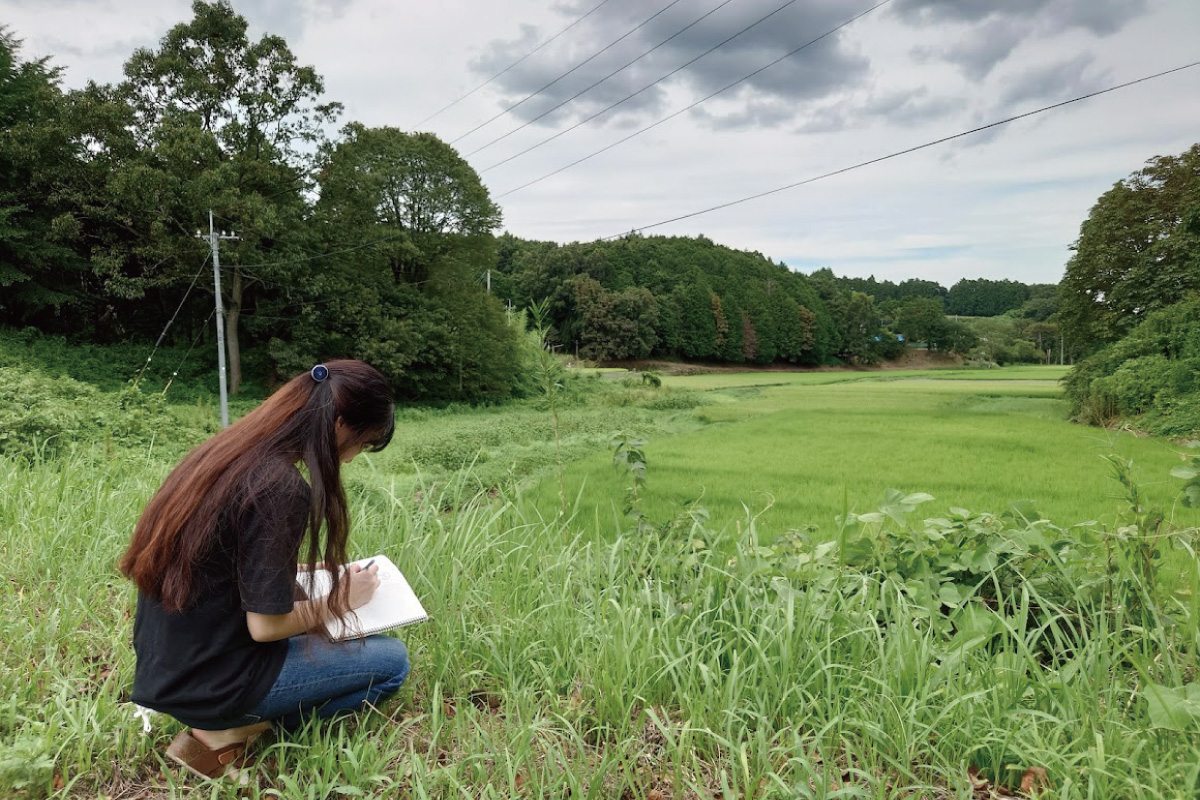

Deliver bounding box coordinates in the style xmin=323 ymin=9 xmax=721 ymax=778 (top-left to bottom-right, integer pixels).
xmin=120 ymin=360 xmax=410 ymax=780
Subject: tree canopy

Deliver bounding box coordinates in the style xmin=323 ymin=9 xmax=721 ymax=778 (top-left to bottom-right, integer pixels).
xmin=1060 ymin=143 xmax=1200 ymax=354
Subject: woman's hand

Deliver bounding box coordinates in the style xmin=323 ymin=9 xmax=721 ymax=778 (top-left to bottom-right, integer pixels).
xmin=346 ymin=562 xmax=380 ymax=610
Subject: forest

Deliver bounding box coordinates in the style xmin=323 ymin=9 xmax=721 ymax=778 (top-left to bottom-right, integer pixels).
xmin=1 ymin=0 xmax=1197 ymax=429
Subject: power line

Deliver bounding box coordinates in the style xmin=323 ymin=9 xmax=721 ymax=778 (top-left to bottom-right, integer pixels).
xmin=464 ymin=0 xmax=744 ymax=159
xmin=131 ymin=252 xmax=211 ymax=387
xmin=227 ymin=229 xmax=411 ymax=271
xmin=494 ymin=0 xmax=892 ymax=195
xmin=598 ymin=60 xmax=1200 ymax=240
xmin=413 ymin=0 xmax=617 ymax=130
xmin=161 ymin=308 xmax=215 ymax=396
xmin=450 ymin=0 xmax=691 ymax=146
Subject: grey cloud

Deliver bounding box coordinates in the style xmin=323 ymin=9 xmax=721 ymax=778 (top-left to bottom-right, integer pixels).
xmin=922 ymin=17 xmax=1036 ymax=81
xmin=692 ymin=97 xmax=801 ymax=131
xmin=789 ymin=86 xmax=966 ymax=134
xmin=893 ymin=0 xmax=1048 ymax=25
xmin=41 ymin=35 xmax=147 ymax=60
xmin=860 ymin=88 xmax=967 ymax=125
xmin=470 ymin=0 xmax=873 ymax=130
xmin=999 ymin=52 xmax=1107 ymax=107
xmin=895 ymin=0 xmax=1147 ymax=77
xmin=1045 ymin=0 xmax=1149 ymax=36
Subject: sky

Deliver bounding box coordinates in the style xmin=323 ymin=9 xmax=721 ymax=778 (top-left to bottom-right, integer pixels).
xmin=3 ymin=0 xmax=1198 ymax=286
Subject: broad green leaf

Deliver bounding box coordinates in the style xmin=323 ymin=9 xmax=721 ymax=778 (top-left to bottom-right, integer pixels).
xmin=901 ymin=492 xmax=935 ymax=506
xmin=1008 ymin=499 xmax=1042 ymax=522
xmin=1184 ymin=485 xmax=1200 ymax=508
xmin=1144 ymin=682 xmax=1200 ymax=731
xmin=1170 ymin=466 xmax=1199 ymax=480
xmin=938 ymin=583 xmax=963 ymax=606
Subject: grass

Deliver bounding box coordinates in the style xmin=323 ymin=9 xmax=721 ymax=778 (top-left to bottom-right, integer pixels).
xmin=659 ymin=365 xmax=1069 ymax=391
xmin=527 ymin=370 xmax=1200 ymax=540
xmin=3 ymin=450 xmax=1199 ymax=798
xmin=3 ymin=364 xmax=1200 ymax=797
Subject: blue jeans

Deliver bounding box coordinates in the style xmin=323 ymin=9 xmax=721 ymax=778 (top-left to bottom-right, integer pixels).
xmin=177 ymin=634 xmax=410 ymax=730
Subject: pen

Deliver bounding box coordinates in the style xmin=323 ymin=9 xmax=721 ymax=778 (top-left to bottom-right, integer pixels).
xmin=363 ymin=559 xmax=376 ymax=570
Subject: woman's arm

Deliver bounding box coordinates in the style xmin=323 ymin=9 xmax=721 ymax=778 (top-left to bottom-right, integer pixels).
xmin=246 ymin=564 xmax=381 ymax=642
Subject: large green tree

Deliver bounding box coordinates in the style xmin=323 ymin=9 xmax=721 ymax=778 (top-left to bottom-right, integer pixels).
xmin=1060 ymin=143 xmax=1200 ymax=352
xmin=0 ymin=29 xmax=87 ymax=326
xmin=311 ymin=124 xmax=516 ymax=400
xmin=78 ymin=0 xmax=339 ymax=390
xmin=946 ymin=278 xmax=1029 ymax=317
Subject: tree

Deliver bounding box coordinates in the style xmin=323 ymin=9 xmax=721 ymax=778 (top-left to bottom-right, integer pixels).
xmin=1060 ymin=143 xmax=1200 ymax=353
xmin=313 ymin=124 xmax=516 ymax=399
xmin=317 ymin=124 xmax=501 ymax=286
xmin=567 ymin=275 xmax=658 ymax=361
xmin=672 ymin=282 xmax=717 ymax=360
xmin=1025 ymin=321 xmax=1060 ymax=363
xmin=894 ymin=297 xmax=946 ymax=349
xmin=0 ymin=28 xmax=87 ymax=327
xmin=76 ymin=0 xmax=341 ymax=389
xmin=946 ymin=278 xmax=1029 ymax=317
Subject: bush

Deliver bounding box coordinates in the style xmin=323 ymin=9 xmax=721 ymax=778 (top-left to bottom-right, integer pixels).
xmin=1065 ymin=297 xmax=1200 ymax=434
xmin=0 ymin=367 xmax=96 ymax=458
xmin=0 ymin=364 xmax=211 ymax=460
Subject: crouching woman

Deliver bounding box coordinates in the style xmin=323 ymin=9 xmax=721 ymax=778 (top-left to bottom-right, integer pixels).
xmin=120 ymin=360 xmax=410 ymax=780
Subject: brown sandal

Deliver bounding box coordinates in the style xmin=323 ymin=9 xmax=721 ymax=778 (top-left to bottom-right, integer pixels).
xmin=165 ymin=730 xmax=251 ymax=782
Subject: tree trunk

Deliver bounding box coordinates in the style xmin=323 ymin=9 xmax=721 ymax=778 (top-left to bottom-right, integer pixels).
xmin=226 ymin=268 xmax=243 ymax=394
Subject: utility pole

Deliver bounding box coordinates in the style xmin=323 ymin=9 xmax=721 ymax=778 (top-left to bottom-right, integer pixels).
xmin=196 ymin=210 xmax=238 ymax=428
xmin=486 ymin=269 xmax=491 ymax=294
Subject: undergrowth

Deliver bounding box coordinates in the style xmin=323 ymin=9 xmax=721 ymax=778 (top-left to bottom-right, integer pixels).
xmin=3 ymin=448 xmax=1199 ymax=798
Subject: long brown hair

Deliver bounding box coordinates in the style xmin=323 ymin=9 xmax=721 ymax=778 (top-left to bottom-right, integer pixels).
xmin=120 ymin=360 xmax=395 ymax=614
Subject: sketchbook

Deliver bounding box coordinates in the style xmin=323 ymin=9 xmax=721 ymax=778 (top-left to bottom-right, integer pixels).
xmin=300 ymin=554 xmax=429 ymax=641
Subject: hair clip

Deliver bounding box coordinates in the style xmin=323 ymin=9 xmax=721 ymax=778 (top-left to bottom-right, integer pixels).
xmin=310 ymin=364 xmax=329 ymax=382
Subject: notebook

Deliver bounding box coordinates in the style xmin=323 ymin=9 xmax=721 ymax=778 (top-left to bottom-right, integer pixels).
xmin=299 ymin=554 xmax=429 ymax=641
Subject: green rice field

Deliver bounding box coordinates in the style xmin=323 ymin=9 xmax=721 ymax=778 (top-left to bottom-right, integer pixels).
xmin=526 ymin=366 xmax=1200 ymax=538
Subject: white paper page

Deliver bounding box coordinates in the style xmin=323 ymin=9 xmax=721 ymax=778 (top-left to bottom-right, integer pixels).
xmin=299 ymin=555 xmax=428 ymax=640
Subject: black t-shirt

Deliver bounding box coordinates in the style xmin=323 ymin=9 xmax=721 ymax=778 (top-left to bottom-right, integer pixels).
xmin=131 ymin=465 xmax=311 ymax=722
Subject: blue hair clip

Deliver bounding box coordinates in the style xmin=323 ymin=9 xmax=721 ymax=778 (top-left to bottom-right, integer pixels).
xmin=310 ymin=364 xmax=329 ymax=382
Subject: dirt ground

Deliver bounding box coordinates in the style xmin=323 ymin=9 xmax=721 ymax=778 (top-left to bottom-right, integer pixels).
xmin=599 ymin=349 xmax=964 ymax=376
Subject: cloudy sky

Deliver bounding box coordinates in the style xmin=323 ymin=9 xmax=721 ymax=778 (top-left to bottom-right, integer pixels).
xmin=4 ymin=0 xmax=1198 ymax=285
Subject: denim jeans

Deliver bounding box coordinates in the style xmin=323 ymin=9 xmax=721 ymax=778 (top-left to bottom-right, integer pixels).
xmin=176 ymin=634 xmax=410 ymax=730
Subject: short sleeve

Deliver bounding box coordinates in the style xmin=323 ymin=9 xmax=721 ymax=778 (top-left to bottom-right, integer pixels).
xmin=236 ymin=472 xmax=311 ymax=615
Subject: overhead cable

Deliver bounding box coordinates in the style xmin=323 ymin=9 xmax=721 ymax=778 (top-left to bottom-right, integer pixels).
xmin=599 ymin=61 xmax=1200 ymax=239
xmin=132 ymin=252 xmax=211 ymax=387
xmin=494 ymin=0 xmax=892 ymax=194
xmin=413 ymin=0 xmax=617 ymax=129
xmin=465 ymin=0 xmax=745 ymax=158
xmin=450 ymin=0 xmax=691 ymax=145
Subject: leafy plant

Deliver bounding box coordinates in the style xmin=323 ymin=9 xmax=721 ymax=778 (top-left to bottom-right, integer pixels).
xmin=1173 ymin=454 xmax=1200 ymax=508
xmin=528 ymin=299 xmax=567 ymax=515
xmin=611 ymin=435 xmax=649 ymax=531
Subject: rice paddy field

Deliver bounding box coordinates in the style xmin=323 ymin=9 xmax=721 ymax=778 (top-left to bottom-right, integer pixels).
xmin=3 ymin=364 xmax=1200 ymax=798
xmin=526 ymin=366 xmax=1200 ymax=540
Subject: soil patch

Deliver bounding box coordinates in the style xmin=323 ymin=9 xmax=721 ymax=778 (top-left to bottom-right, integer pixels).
xmin=600 ymin=349 xmax=963 ymax=377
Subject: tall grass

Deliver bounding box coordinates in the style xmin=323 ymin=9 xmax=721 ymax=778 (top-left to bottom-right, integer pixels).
xmin=3 ymin=447 xmax=1199 ymax=798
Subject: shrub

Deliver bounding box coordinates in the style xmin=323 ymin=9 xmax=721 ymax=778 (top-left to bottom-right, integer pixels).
xmin=0 ymin=364 xmax=210 ymax=461
xmin=0 ymin=367 xmax=97 ymax=458
xmin=1065 ymin=297 xmax=1200 ymax=435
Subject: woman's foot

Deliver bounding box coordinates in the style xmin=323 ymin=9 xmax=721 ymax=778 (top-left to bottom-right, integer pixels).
xmin=166 ymin=724 xmax=268 ymax=782
xmin=191 ymin=722 xmax=269 ymax=750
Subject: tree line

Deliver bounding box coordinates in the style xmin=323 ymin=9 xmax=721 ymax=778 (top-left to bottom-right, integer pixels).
xmin=7 ymin=0 xmax=1169 ymax=407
